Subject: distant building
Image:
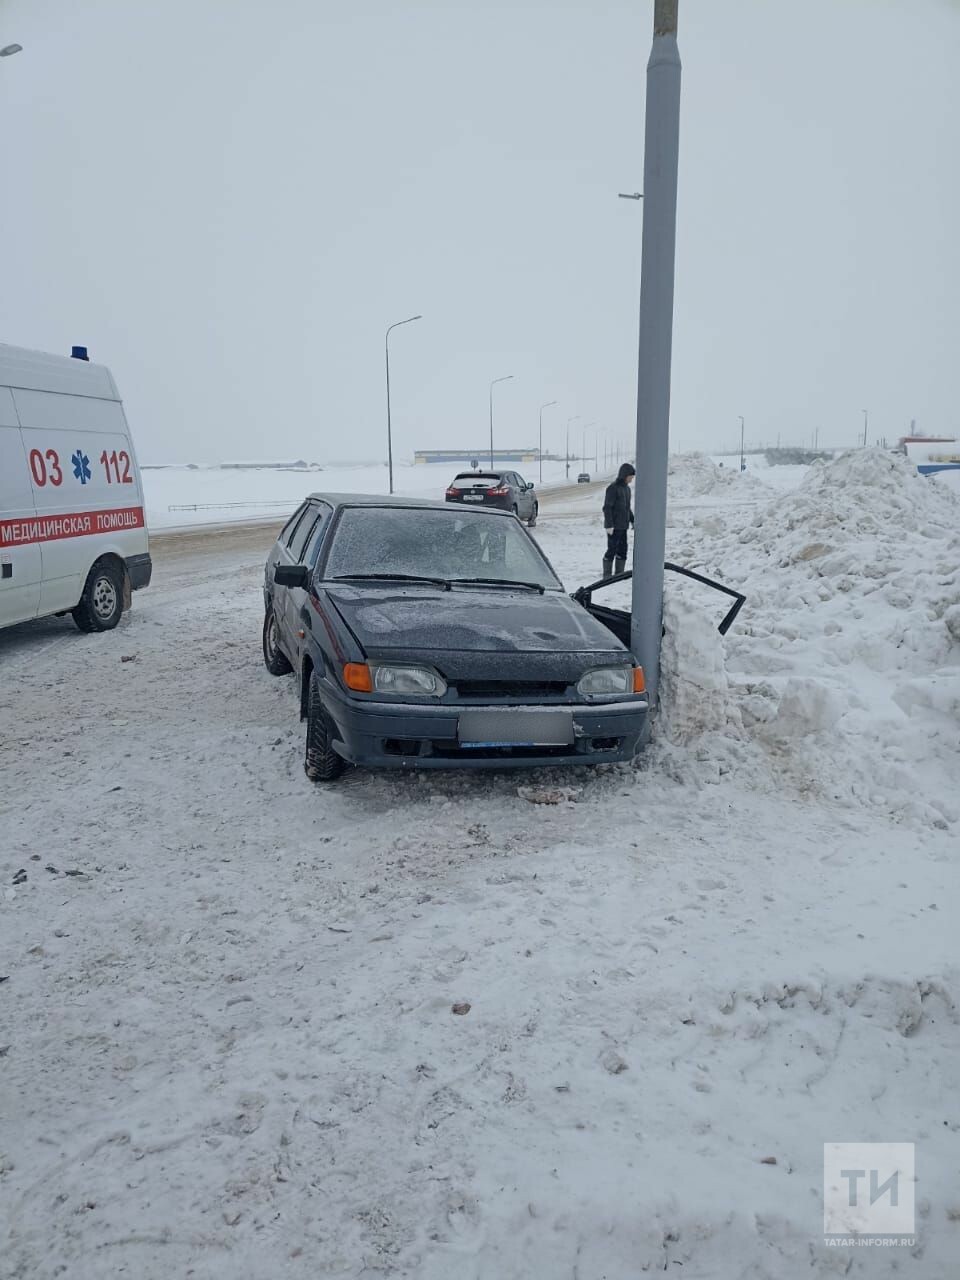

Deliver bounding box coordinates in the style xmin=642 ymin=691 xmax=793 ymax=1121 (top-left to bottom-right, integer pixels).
xmin=415 ymin=448 xmax=547 ymax=465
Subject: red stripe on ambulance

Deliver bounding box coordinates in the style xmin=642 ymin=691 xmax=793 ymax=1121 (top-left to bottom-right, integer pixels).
xmin=0 ymin=506 xmax=145 ymax=547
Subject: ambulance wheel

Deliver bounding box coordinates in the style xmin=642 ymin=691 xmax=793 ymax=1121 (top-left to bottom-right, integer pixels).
xmin=263 ymin=607 xmax=292 ymax=675
xmin=72 ymin=559 xmax=124 ymax=633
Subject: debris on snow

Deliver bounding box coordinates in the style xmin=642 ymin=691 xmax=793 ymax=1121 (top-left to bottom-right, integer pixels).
xmin=516 ymin=785 xmax=582 ymax=805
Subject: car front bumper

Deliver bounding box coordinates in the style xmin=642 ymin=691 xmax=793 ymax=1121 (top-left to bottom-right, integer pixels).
xmin=321 ymin=687 xmax=649 ymax=769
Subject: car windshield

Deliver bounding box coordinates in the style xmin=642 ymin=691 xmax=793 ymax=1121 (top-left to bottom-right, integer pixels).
xmin=323 ymin=507 xmax=561 ymax=590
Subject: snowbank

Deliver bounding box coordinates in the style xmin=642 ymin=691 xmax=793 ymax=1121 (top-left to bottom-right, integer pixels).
xmin=656 ymin=449 xmax=960 ymax=830
xmin=668 ymin=451 xmax=771 ymax=500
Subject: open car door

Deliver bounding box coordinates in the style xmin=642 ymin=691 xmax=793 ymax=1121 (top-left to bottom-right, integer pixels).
xmin=572 ymin=563 xmax=746 ymax=646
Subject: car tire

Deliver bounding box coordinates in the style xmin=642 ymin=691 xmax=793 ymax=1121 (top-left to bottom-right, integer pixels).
xmin=262 ymin=608 xmax=293 ymax=676
xmin=304 ymin=670 xmax=344 ymax=782
xmin=527 ymin=502 xmax=538 ymax=528
xmin=72 ymin=559 xmax=124 ymax=633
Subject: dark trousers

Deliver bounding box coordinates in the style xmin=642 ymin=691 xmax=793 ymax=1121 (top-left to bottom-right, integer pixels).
xmin=605 ymin=529 xmax=628 ymax=562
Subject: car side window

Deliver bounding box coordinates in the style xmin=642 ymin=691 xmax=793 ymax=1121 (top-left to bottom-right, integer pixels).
xmin=516 ymin=474 xmax=527 ymax=489
xmin=289 ymin=508 xmax=319 ymax=562
xmin=301 ymin=506 xmax=331 ymax=565
xmin=283 ymin=504 xmax=310 ymax=550
xmin=280 ymin=504 xmax=307 ymax=545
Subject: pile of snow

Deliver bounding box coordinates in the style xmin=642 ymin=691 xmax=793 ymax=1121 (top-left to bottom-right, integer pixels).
xmin=655 ymin=449 xmax=960 ymax=830
xmin=668 ymin=451 xmax=770 ymax=500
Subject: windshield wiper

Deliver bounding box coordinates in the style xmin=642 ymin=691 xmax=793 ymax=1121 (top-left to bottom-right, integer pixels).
xmin=330 ymin=573 xmax=451 ymax=591
xmin=449 ymin=577 xmax=546 ymax=594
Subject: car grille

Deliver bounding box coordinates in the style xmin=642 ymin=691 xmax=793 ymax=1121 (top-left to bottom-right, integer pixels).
xmin=452 ymin=679 xmax=570 ymax=700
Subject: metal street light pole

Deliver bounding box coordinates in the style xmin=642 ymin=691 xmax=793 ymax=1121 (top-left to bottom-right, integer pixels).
xmin=565 ymin=415 xmax=580 ymax=479
xmin=581 ymin=422 xmax=596 ymax=469
xmin=489 ymin=375 xmax=515 ymax=468
xmin=631 ymin=0 xmax=682 ymax=710
xmin=862 ymin=408 xmax=868 ymax=448
xmin=539 ymin=400 xmax=557 ymax=484
xmin=594 ymin=427 xmax=606 ymax=471
xmin=385 ymin=315 xmax=421 ymax=495
xmin=739 ymin=415 xmax=745 ymax=472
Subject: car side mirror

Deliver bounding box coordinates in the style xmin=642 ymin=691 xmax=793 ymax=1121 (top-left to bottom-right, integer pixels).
xmin=274 ymin=563 xmax=309 ymax=589
xmin=525 ymin=482 xmax=534 ymax=491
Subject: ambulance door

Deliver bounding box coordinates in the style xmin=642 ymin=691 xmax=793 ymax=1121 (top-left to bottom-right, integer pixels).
xmin=0 ymin=390 xmax=42 ymax=628
xmin=15 ymin=388 xmax=140 ymax=617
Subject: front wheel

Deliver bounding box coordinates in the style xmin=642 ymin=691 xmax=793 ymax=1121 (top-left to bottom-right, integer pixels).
xmin=262 ymin=608 xmax=292 ymax=675
xmin=72 ymin=560 xmax=124 ymax=632
xmin=304 ymin=671 xmax=344 ymax=782
xmin=527 ymin=502 xmax=538 ymax=528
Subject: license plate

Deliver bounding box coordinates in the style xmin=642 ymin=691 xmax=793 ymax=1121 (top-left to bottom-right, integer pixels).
xmin=458 ymin=708 xmax=574 ymax=747
xmin=463 ymin=494 xmax=484 ymax=501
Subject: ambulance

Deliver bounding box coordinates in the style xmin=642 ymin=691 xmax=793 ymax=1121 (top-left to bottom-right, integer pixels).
xmin=0 ymin=344 xmax=151 ymax=632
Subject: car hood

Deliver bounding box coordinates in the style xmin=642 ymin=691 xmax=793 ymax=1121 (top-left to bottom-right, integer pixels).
xmin=325 ymin=585 xmax=626 ymax=657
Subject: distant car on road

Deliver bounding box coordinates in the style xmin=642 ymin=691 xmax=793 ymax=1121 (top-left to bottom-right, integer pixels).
xmin=577 ymin=472 xmax=591 ymax=484
xmin=262 ymin=495 xmax=648 ymax=781
xmin=444 ymin=470 xmax=538 ymax=526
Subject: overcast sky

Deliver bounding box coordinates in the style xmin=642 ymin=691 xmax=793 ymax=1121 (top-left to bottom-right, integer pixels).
xmin=1 ymin=0 xmax=958 ymax=465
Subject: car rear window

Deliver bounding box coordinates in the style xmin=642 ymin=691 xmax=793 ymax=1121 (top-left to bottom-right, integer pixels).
xmin=453 ymin=474 xmax=500 ymax=486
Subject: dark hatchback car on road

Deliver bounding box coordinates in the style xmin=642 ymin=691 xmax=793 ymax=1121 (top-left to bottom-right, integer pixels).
xmin=262 ymin=495 xmax=648 ymax=781
xmin=445 ymin=470 xmax=538 ymax=525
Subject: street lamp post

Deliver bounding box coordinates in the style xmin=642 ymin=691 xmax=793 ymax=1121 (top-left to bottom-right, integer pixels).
xmin=739 ymin=415 xmax=745 ymax=472
xmin=631 ymin=0 xmax=682 ymax=710
xmin=565 ymin=415 xmax=580 ymax=479
xmin=862 ymin=408 xmax=868 ymax=448
xmin=385 ymin=315 xmax=422 ymax=496
xmin=538 ymin=401 xmax=557 ymax=484
xmin=489 ymin=375 xmax=515 ymax=468
xmin=581 ymin=422 xmax=596 ymax=471
xmin=594 ymin=428 xmax=607 ymax=471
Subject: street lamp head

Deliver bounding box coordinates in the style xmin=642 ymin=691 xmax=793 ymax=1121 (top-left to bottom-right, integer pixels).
xmin=618 ymin=192 xmax=643 ymax=200
xmin=540 ymin=400 xmax=557 ymax=410
xmin=1 ymin=43 xmax=24 ymax=57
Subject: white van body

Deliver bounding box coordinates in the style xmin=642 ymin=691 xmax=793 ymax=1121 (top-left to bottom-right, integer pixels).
xmin=0 ymin=344 xmax=152 ymax=632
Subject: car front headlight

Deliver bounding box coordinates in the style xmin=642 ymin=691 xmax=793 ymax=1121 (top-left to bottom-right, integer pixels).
xmin=576 ymin=665 xmax=634 ymax=697
xmin=371 ymin=664 xmax=447 ymax=697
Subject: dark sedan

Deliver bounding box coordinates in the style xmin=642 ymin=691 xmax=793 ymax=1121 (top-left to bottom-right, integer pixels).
xmin=445 ymin=470 xmax=538 ymax=525
xmin=263 ymin=495 xmax=647 ymax=781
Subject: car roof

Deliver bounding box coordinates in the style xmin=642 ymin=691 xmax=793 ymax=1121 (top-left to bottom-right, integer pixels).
xmin=304 ymin=492 xmax=512 ymax=515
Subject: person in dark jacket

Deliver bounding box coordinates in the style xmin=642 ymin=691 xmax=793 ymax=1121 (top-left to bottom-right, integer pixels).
xmin=601 ymin=462 xmax=636 ymax=578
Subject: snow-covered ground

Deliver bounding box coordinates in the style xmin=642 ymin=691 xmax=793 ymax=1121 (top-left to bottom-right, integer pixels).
xmin=142 ymin=460 xmax=593 ymax=531
xmin=1 ymin=451 xmax=958 ymax=1278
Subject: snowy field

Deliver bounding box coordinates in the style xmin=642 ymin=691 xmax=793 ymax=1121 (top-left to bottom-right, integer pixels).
xmin=142 ymin=460 xmax=590 ymax=531
xmin=1 ymin=452 xmax=959 ymax=1278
